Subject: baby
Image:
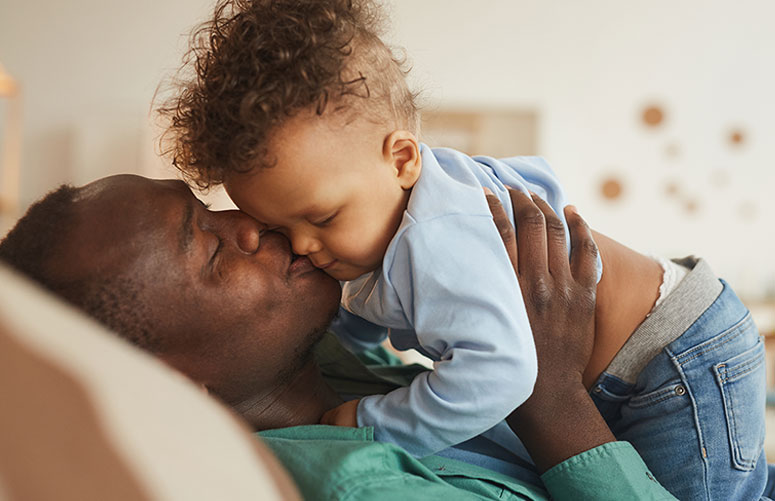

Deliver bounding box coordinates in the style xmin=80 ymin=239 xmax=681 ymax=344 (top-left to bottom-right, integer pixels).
xmin=161 ymin=0 xmax=767 ymax=498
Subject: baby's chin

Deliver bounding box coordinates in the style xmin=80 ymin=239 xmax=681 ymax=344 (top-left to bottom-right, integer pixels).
xmin=324 ymin=262 xmax=379 ymax=282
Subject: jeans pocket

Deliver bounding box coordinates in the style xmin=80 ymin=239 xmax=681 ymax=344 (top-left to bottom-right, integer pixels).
xmin=627 ymin=381 xmax=689 ymax=409
xmin=714 ymin=336 xmax=766 ymax=471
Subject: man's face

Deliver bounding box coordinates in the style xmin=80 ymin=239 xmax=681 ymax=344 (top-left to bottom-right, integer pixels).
xmin=65 ymin=175 xmax=342 ymax=405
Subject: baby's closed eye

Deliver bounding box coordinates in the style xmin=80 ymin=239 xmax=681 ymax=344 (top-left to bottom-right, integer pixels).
xmin=311 ymin=211 xmax=339 ymax=227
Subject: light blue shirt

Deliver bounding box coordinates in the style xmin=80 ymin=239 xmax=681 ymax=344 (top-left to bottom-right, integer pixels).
xmin=333 ymin=145 xmax=600 ymax=458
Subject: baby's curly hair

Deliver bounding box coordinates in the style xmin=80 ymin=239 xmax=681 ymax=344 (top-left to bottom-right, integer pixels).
xmin=159 ymin=0 xmax=419 ymax=189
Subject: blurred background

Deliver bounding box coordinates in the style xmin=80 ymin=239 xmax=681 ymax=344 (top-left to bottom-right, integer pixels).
xmin=1 ymin=0 xmax=775 ymax=435
xmin=2 ymin=0 xmax=774 ymax=296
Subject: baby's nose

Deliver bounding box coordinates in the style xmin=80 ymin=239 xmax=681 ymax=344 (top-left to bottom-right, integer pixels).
xmin=291 ymin=233 xmax=321 ymax=256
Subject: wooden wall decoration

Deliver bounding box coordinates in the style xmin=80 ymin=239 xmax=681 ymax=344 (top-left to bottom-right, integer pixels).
xmin=642 ymin=105 xmax=665 ymax=127
xmin=600 ymin=177 xmax=624 ymax=201
xmin=420 ymin=109 xmax=537 ymax=158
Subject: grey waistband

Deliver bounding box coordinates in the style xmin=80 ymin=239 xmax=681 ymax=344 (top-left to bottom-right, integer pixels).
xmin=604 ymin=256 xmax=723 ymax=384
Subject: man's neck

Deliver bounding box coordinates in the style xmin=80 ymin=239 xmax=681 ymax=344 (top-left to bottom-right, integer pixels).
xmin=234 ymin=360 xmax=344 ymax=431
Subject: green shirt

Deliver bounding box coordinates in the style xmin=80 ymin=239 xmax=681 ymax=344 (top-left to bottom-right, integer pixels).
xmin=257 ymin=334 xmax=676 ymax=500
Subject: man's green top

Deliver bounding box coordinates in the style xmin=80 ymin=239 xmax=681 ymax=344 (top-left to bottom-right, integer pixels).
xmin=257 ymin=334 xmax=676 ymax=500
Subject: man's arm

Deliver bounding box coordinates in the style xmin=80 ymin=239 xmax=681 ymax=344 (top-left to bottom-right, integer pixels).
xmin=486 ymin=189 xmax=676 ymax=500
xmin=485 ymin=189 xmax=612 ymax=472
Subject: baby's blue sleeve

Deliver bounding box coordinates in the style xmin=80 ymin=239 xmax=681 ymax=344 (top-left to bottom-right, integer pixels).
xmin=329 ymin=306 xmax=389 ymax=353
xmin=479 ymin=154 xmax=603 ymax=283
xmin=355 ymin=213 xmax=538 ymax=457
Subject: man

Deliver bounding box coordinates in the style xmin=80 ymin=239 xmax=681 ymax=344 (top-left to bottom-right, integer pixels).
xmin=0 ymin=175 xmax=344 ymax=428
xmin=0 ymin=175 xmax=675 ymax=499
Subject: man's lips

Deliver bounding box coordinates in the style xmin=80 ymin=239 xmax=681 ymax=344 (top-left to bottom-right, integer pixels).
xmin=288 ymin=253 xmax=316 ymax=276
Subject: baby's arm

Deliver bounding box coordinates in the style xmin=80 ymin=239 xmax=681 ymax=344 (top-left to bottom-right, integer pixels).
xmin=329 ymin=306 xmax=388 ymax=353
xmin=354 ymin=213 xmax=538 ymax=457
xmin=320 ymin=398 xmax=359 ymax=427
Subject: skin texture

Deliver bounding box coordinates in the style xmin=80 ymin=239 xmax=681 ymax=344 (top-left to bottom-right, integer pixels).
xmin=319 ymin=397 xmax=359 ymax=427
xmin=225 ymin=107 xmax=663 ymax=390
xmin=53 ymin=175 xmax=343 ymax=429
xmin=223 ymin=101 xmax=664 ymax=395
xmin=485 ymin=189 xmax=616 ymax=473
xmin=585 ymin=231 xmax=663 ymax=387
xmin=46 ymin=174 xmax=613 ymax=473
xmin=225 ymin=110 xmax=422 ymax=281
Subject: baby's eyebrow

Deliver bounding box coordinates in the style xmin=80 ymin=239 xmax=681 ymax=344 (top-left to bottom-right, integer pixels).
xmin=297 ymin=204 xmax=330 ymax=217
xmin=274 ymin=205 xmax=323 ymax=221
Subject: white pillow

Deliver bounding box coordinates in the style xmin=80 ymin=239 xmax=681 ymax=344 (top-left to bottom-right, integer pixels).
xmin=0 ymin=264 xmax=299 ymax=500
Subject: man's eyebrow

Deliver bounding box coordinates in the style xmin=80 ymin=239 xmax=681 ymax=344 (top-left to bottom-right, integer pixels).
xmin=178 ymin=198 xmax=195 ymax=254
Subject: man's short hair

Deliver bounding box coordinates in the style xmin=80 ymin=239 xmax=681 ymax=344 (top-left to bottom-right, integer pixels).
xmin=0 ymin=186 xmax=160 ymax=352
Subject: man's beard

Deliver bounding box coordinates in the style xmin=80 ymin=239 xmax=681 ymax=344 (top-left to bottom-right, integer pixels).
xmin=273 ymin=317 xmax=333 ymax=386
xmin=273 ymin=294 xmax=339 ymax=385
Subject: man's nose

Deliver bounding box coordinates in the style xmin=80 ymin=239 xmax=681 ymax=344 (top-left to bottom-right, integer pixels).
xmin=204 ymin=210 xmax=260 ymax=253
xmin=224 ymin=212 xmax=260 ymax=253
xmin=236 ymin=223 xmax=260 ymax=253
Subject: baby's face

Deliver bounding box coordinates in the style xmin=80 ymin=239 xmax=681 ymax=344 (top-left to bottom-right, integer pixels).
xmin=226 ymin=112 xmax=415 ymax=281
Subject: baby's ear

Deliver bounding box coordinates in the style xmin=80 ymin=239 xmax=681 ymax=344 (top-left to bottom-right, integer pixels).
xmin=383 ymin=130 xmax=422 ymax=190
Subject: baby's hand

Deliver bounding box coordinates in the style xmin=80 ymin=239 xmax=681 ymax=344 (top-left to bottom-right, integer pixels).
xmin=320 ymin=399 xmax=360 ymax=427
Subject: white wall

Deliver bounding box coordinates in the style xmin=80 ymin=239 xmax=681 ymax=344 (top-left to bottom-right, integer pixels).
xmin=0 ymin=0 xmax=213 ymax=202
xmin=1 ymin=0 xmax=774 ymax=297
xmin=388 ymin=0 xmax=775 ymax=298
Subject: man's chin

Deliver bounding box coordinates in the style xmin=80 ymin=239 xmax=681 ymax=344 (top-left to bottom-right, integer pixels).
xmin=280 ymin=318 xmax=336 ymax=383
xmin=307 ymin=269 xmax=343 ymax=307
xmin=303 ymin=265 xmax=342 ymax=289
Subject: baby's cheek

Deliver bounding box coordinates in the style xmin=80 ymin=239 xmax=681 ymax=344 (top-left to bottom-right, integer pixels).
xmin=332 ymin=230 xmax=380 ymax=262
xmin=361 ymin=231 xmax=394 ymax=265
xmin=336 ymin=241 xmax=371 ymax=263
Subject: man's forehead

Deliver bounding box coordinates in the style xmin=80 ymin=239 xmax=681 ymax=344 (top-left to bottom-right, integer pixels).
xmin=129 ymin=177 xmax=192 ymax=200
xmin=75 ymin=176 xmax=194 ymax=256
xmin=79 ymin=175 xmax=191 ymax=208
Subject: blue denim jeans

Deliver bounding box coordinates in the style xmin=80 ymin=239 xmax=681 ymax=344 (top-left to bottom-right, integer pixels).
xmin=591 ymin=281 xmax=769 ymax=500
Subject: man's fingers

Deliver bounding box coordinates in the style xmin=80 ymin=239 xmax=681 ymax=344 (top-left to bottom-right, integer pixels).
xmin=508 ymin=188 xmax=547 ymax=277
xmin=564 ymin=205 xmax=598 ymax=290
xmin=529 ymin=194 xmax=570 ymax=278
xmin=484 ymin=189 xmax=518 ymax=269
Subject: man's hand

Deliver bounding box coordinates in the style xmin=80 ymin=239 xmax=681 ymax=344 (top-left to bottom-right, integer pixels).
xmin=485 ymin=189 xmax=614 ymax=473
xmin=508 ymin=191 xmax=597 ymax=389
xmin=320 ymin=399 xmax=360 ymax=427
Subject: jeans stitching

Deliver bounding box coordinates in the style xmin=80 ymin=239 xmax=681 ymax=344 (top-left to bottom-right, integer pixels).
xmin=628 ymin=383 xmax=687 ymax=408
xmin=675 ymin=313 xmax=752 ymax=366
xmin=716 ymin=354 xmax=764 ymax=384
xmin=715 ymin=340 xmax=765 ymax=471
xmin=670 ymin=357 xmax=713 ymax=500
xmin=719 ymin=375 xmax=759 ymax=470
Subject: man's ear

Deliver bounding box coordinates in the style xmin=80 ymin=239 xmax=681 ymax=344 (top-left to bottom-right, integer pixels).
xmin=382 ymin=130 xmax=421 ymax=190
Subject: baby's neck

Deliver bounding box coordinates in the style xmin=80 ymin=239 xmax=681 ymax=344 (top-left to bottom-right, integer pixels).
xmin=582 ymin=231 xmax=664 ymax=388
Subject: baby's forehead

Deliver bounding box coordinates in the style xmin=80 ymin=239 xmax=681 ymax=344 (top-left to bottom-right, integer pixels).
xmin=229 ymin=183 xmax=332 ymax=224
